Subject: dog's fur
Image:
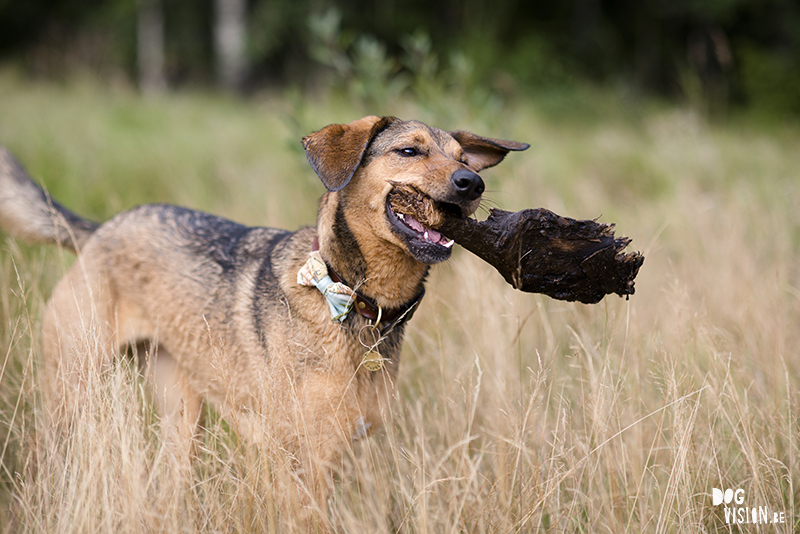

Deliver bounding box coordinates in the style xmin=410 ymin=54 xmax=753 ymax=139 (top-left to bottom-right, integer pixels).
xmin=0 ymin=116 xmax=527 ymax=492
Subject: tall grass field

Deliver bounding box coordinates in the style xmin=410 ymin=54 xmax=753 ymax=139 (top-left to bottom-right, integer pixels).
xmin=1 ymin=69 xmax=799 ymax=532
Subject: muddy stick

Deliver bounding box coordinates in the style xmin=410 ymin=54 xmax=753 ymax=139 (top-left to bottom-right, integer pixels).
xmin=388 ymin=187 xmax=644 ymax=304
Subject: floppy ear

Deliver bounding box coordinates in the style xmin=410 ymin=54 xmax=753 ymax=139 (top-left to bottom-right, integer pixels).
xmin=303 ymin=115 xmax=397 ymax=192
xmin=449 ymin=131 xmax=530 ymax=171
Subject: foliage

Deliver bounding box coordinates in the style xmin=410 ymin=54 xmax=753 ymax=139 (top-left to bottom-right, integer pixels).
xmin=307 ymin=8 xmax=408 ymax=111
xmin=1 ymin=0 xmax=799 ymax=113
xmin=738 ymin=43 xmax=800 ymax=116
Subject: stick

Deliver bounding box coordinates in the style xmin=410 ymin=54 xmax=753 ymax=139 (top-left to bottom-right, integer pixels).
xmin=388 ymin=187 xmax=644 ymax=304
xmin=437 ymin=208 xmax=644 ymax=304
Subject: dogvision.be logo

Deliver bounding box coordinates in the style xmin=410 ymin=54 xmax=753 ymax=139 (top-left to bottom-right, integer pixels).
xmin=712 ymin=487 xmax=786 ymax=525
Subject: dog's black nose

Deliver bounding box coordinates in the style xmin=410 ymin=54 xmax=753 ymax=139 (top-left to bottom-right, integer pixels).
xmin=450 ymin=169 xmax=484 ymax=200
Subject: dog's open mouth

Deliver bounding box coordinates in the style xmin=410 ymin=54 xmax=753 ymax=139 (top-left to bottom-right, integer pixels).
xmin=393 ymin=211 xmax=454 ymax=248
xmin=385 ymin=185 xmax=461 ymax=263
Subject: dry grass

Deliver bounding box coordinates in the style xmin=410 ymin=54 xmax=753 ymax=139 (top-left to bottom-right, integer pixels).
xmin=1 ymin=72 xmax=799 ymax=532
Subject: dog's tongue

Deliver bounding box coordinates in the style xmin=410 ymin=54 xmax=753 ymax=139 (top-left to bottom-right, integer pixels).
xmin=406 ymin=214 xmax=425 ymax=233
xmin=426 ymin=228 xmax=442 ymax=242
xmin=406 ymin=214 xmax=443 ymax=243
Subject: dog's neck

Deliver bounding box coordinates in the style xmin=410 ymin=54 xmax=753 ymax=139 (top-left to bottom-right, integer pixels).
xmin=317 ymin=193 xmax=428 ymax=310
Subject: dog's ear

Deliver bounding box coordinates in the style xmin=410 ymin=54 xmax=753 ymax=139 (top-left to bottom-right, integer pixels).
xmin=449 ymin=131 xmax=530 ymax=171
xmin=303 ymin=116 xmax=397 ymax=192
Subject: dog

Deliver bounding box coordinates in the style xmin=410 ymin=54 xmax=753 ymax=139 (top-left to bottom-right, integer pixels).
xmin=0 ymin=116 xmax=528 ymax=496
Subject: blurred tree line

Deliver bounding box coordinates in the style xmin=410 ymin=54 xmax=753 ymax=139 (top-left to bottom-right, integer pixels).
xmin=0 ymin=0 xmax=799 ymax=114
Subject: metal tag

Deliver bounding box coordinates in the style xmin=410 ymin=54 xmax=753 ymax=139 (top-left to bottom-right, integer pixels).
xmin=358 ymin=319 xmax=384 ymax=372
xmin=362 ymin=350 xmax=384 ymax=371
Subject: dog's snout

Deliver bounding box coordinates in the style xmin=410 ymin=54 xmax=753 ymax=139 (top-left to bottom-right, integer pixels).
xmin=450 ymin=169 xmax=484 ymax=201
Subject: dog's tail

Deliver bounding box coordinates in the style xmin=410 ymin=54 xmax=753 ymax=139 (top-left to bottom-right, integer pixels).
xmin=0 ymin=147 xmax=99 ymax=252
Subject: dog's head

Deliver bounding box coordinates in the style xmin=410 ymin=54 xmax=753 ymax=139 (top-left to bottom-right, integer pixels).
xmin=303 ymin=116 xmax=528 ymax=265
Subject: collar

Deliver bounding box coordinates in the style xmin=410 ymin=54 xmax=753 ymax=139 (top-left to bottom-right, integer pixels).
xmin=311 ymin=235 xmax=425 ymax=335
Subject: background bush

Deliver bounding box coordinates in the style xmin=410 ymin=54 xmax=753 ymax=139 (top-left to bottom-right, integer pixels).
xmin=1 ymin=0 xmax=799 ymax=115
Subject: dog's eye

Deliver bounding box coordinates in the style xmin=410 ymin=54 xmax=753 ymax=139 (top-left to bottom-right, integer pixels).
xmin=397 ymin=147 xmax=419 ymax=157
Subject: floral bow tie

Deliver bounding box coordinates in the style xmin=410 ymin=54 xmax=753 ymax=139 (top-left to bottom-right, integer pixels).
xmin=297 ymin=251 xmax=356 ymax=321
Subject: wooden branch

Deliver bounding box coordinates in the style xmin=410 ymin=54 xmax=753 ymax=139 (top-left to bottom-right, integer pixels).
xmin=388 ymin=186 xmax=644 ymax=304
xmin=436 ymin=208 xmax=644 ymax=304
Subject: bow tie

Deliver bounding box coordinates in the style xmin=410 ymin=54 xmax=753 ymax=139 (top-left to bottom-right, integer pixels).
xmin=297 ymin=250 xmax=356 ymax=321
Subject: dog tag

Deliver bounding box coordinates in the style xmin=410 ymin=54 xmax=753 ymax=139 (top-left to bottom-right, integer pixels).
xmin=358 ymin=320 xmax=384 ymax=372
xmin=362 ymin=350 xmax=384 ymax=372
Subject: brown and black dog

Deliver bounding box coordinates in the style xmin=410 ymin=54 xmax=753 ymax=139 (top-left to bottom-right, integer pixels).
xmin=0 ymin=116 xmax=528 ymax=492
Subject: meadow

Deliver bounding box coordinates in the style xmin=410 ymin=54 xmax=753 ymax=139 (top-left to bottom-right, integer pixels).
xmin=0 ymin=68 xmax=799 ymax=532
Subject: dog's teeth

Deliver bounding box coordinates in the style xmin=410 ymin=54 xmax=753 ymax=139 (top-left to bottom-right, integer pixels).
xmin=443 ymin=239 xmax=455 ymax=248
xmin=423 ymin=230 xmax=429 ymax=240
xmin=398 ymin=213 xmax=405 ymax=220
